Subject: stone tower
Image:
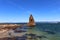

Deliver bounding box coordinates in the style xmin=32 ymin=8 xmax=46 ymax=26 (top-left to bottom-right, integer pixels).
xmin=27 ymin=14 xmax=35 ymax=27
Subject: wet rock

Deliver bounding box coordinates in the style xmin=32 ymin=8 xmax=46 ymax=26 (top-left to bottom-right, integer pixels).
xmin=45 ymin=31 xmax=55 ymax=34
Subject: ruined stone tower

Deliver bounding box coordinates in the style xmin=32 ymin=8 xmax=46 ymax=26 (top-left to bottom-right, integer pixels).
xmin=27 ymin=14 xmax=35 ymax=27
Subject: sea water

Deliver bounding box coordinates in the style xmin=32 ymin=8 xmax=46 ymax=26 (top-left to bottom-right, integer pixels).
xmin=14 ymin=23 xmax=60 ymax=40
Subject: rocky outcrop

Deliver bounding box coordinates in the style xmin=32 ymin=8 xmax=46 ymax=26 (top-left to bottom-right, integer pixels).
xmin=27 ymin=14 xmax=35 ymax=27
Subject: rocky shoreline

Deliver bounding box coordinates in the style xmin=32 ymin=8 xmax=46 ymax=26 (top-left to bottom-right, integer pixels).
xmin=0 ymin=37 xmax=15 ymax=40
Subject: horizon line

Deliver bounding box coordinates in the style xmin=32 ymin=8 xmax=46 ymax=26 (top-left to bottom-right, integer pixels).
xmin=0 ymin=21 xmax=60 ymax=23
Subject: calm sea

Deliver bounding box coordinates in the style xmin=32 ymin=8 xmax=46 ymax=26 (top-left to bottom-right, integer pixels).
xmin=14 ymin=22 xmax=60 ymax=40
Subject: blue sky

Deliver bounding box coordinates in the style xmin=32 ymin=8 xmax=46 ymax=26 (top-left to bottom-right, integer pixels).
xmin=0 ymin=0 xmax=60 ymax=22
